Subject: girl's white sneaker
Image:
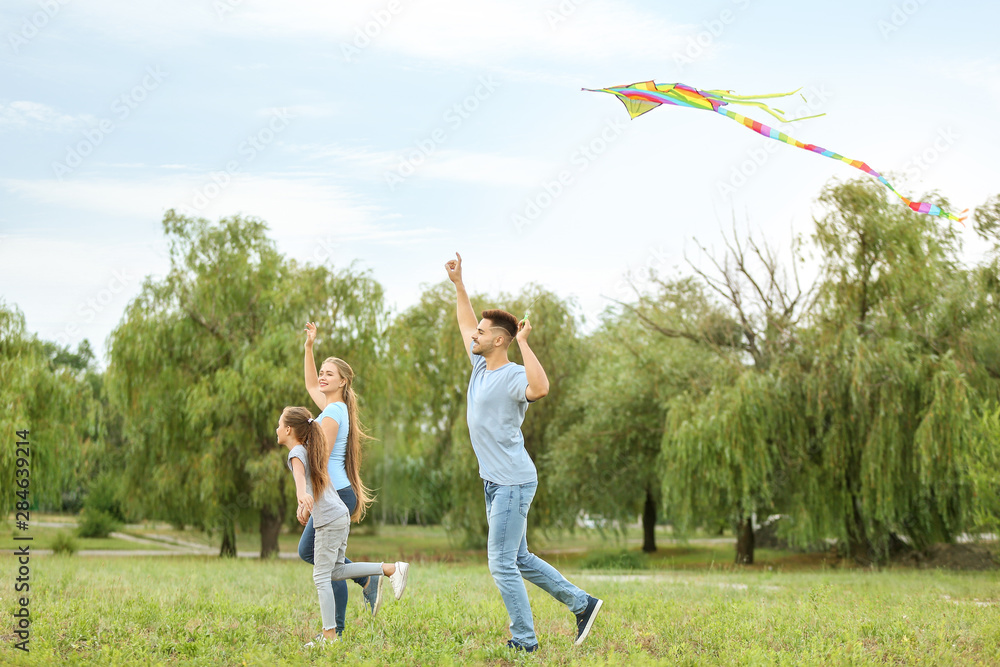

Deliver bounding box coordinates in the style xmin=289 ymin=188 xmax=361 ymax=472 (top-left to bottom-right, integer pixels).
xmin=389 ymin=561 xmax=409 ymax=600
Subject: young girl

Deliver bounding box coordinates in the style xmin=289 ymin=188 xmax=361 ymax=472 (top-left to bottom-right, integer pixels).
xmin=277 ymin=406 xmax=409 ymax=646
xmin=298 ymin=322 xmax=380 ymax=636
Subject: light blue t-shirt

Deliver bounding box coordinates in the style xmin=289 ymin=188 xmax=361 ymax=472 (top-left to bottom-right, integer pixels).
xmin=317 ymin=402 xmax=351 ymax=491
xmin=287 ymin=445 xmax=348 ymax=528
xmin=466 ymin=341 xmax=537 ymax=485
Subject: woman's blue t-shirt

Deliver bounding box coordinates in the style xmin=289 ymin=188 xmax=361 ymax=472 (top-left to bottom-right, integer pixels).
xmin=317 ymin=401 xmax=351 ymax=491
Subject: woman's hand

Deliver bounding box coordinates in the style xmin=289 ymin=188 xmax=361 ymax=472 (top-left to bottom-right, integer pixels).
xmin=304 ymin=322 xmax=317 ymax=348
xmin=297 ymin=503 xmax=311 ymax=526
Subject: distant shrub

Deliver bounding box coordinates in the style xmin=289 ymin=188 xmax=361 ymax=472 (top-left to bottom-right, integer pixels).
xmin=581 ymin=549 xmax=647 ymax=570
xmin=51 ymin=531 xmax=78 ymax=555
xmin=82 ymin=472 xmax=129 ymax=523
xmin=77 ymin=507 xmax=121 ymax=539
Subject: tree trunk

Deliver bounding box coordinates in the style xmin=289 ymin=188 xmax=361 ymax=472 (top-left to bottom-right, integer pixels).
xmin=259 ymin=498 xmax=285 ymax=559
xmin=848 ymin=497 xmax=874 ymax=565
xmin=219 ymin=521 xmax=237 ymax=558
xmin=641 ymin=487 xmax=657 ymax=553
xmin=735 ymin=516 xmax=754 ymax=564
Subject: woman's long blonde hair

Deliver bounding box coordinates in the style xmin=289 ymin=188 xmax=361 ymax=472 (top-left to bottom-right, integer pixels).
xmin=325 ymin=357 xmax=374 ymax=522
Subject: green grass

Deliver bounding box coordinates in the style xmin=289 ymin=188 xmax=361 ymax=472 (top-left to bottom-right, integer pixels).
xmin=2 ymin=554 xmax=998 ymax=665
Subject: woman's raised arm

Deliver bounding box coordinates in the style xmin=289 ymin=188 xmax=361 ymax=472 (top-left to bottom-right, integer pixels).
xmin=303 ymin=322 xmax=326 ymax=411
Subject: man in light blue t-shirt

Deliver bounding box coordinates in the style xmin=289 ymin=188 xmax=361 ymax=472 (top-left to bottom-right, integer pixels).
xmin=445 ymin=252 xmax=603 ymax=652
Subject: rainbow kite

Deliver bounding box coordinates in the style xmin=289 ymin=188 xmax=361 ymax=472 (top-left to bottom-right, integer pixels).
xmin=585 ymin=81 xmax=967 ymax=223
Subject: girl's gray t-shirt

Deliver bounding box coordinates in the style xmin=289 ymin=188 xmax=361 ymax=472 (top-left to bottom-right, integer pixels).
xmin=287 ymin=445 xmax=348 ymax=528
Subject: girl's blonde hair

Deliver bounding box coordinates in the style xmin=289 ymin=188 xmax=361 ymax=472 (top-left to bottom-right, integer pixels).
xmin=283 ymin=406 xmax=329 ymax=499
xmin=324 ymin=357 xmax=374 ymax=522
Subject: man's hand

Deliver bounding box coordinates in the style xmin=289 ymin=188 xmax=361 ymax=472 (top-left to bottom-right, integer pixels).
xmin=516 ymin=318 xmax=531 ymax=344
xmin=445 ymin=252 xmax=464 ymax=285
xmin=297 ymin=503 xmax=311 ymax=526
xmin=304 ymin=321 xmax=317 ymax=348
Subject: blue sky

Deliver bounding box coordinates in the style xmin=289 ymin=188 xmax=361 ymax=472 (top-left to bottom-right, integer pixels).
xmin=2 ymin=0 xmax=998 ymax=358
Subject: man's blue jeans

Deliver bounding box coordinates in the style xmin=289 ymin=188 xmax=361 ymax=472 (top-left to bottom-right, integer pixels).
xmin=484 ymin=480 xmax=589 ymax=647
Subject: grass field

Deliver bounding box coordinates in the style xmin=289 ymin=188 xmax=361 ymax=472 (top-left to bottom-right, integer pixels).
xmin=3 ymin=520 xmax=1000 ymax=665
xmin=3 ymin=544 xmax=999 ymax=665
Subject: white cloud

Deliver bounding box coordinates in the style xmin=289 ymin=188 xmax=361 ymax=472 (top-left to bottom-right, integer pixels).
xmin=416 ymin=150 xmax=553 ymax=186
xmin=933 ymin=58 xmax=1000 ymax=102
xmin=373 ymin=0 xmax=692 ymax=64
xmin=282 ymin=143 xmax=552 ymax=187
xmin=0 ymin=234 xmax=165 ymax=351
xmin=63 ymin=0 xmax=692 ymax=65
xmin=0 ymin=101 xmax=94 ymax=131
xmin=285 ymin=143 xmax=398 ymax=171
xmin=0 ymin=171 xmax=441 ymax=242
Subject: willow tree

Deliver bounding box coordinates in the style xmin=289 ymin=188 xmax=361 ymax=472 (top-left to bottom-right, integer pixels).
xmin=379 ymin=282 xmax=581 ymax=547
xmin=793 ymin=179 xmax=984 ymax=562
xmin=964 ymin=195 xmax=1000 ymax=535
xmin=106 ymin=211 xmax=386 ymax=557
xmin=665 ymin=361 xmax=803 ymax=554
xmin=546 ymin=308 xmax=717 ymax=552
xmin=0 ymin=302 xmax=99 ymax=512
xmin=627 ymin=227 xmax=815 ymax=564
xmin=375 ymin=281 xmax=475 ymax=528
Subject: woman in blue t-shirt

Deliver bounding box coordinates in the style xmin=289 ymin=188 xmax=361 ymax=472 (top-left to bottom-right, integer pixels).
xmin=298 ymin=322 xmax=380 ymax=637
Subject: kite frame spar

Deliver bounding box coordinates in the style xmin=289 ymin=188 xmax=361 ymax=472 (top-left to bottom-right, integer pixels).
xmin=585 ymin=81 xmax=967 ymax=223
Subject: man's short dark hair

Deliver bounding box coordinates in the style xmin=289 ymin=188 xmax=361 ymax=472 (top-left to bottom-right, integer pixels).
xmin=482 ymin=309 xmax=518 ymax=339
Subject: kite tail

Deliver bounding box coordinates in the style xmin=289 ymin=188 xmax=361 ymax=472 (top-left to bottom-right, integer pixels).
xmin=706 ymin=88 xmax=826 ymax=123
xmin=715 ymin=107 xmax=968 ymax=224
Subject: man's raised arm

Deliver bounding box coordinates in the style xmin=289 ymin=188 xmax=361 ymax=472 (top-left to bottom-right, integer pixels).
xmin=517 ymin=319 xmax=550 ymax=402
xmin=445 ymin=252 xmax=478 ymax=360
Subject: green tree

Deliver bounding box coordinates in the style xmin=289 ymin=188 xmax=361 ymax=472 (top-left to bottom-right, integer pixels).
xmin=377 ymin=282 xmax=581 ymax=547
xmin=1 ymin=302 xmax=99 ymax=513
xmin=546 ymin=308 xmax=717 ymax=552
xmin=105 ymin=211 xmax=386 ymax=557
xmin=374 ymin=281 xmax=471 ymax=527
xmin=788 ymin=179 xmax=985 ymax=562
xmin=629 ymin=227 xmax=814 ymax=564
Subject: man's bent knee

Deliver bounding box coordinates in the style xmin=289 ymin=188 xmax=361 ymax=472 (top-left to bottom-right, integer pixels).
xmin=489 ymin=557 xmax=519 ymax=579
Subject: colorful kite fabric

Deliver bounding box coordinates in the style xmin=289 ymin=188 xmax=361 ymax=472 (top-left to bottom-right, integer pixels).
xmin=585 ymin=81 xmax=967 ymax=223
